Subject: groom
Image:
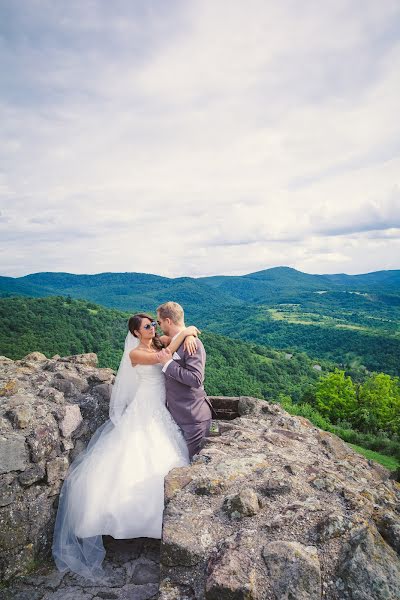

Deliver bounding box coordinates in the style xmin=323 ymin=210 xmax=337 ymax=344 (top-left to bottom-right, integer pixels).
xmin=156 ymin=301 xmax=212 ymax=460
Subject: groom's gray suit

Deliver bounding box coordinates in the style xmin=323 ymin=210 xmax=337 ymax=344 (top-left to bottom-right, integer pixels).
xmin=162 ymin=338 xmax=212 ymax=459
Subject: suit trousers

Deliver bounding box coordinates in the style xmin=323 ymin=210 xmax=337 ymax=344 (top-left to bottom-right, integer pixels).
xmin=180 ymin=419 xmax=211 ymax=460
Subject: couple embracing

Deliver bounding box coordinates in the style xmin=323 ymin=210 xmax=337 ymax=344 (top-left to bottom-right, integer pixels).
xmin=52 ymin=301 xmax=212 ymax=580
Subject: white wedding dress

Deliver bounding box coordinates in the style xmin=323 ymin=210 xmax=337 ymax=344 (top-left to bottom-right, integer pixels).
xmin=52 ymin=351 xmax=189 ymax=581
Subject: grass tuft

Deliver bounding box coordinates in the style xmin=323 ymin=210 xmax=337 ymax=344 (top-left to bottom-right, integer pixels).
xmin=347 ymin=443 xmax=399 ymax=471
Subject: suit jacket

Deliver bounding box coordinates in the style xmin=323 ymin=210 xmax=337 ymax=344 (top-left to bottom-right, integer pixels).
xmin=163 ymin=338 xmax=212 ymax=426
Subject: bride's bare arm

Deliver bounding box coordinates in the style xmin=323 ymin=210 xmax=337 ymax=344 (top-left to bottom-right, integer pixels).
xmin=159 ymin=335 xmax=171 ymax=346
xmin=129 ymin=348 xmax=161 ymax=366
xmin=130 ymin=327 xmax=200 ymax=365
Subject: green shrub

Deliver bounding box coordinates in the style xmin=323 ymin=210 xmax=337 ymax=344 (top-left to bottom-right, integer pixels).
xmin=279 ymin=395 xmax=400 ymax=460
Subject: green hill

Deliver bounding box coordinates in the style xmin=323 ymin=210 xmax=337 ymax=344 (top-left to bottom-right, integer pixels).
xmin=0 ymin=271 xmax=241 ymax=313
xmin=0 ymin=295 xmax=324 ymax=401
xmin=200 ymin=266 xmax=334 ymax=303
xmin=3 ymin=266 xmax=400 ymax=309
xmin=200 ymin=266 xmax=400 ymax=302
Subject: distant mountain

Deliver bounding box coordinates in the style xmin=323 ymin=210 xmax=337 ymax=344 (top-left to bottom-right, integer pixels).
xmin=199 ymin=266 xmax=335 ymax=303
xmin=200 ymin=266 xmax=400 ymax=303
xmin=1 ymin=267 xmax=399 ymax=309
xmin=0 ymin=271 xmax=242 ymax=314
xmin=0 ymin=275 xmax=56 ymax=298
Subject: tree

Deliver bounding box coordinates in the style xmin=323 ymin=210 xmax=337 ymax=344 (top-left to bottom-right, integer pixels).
xmin=315 ymin=369 xmax=357 ymax=423
xmin=355 ymin=373 xmax=400 ymax=435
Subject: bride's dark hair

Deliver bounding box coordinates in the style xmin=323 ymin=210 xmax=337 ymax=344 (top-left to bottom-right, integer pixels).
xmin=128 ymin=313 xmax=164 ymax=350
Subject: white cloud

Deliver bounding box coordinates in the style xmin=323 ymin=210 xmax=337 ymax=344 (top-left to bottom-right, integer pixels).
xmin=1 ymin=0 xmax=399 ymax=277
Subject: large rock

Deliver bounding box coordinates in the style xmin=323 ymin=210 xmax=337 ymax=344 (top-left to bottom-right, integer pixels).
xmin=26 ymin=416 xmax=60 ymax=462
xmin=22 ymin=352 xmax=47 ymax=363
xmin=373 ymin=508 xmax=400 ymax=555
xmin=0 ymin=432 xmax=30 ymax=474
xmin=206 ymin=531 xmax=258 ymax=599
xmin=59 ymin=353 xmax=98 ymax=367
xmin=336 ymin=525 xmax=400 ymax=599
xmin=0 ymin=502 xmax=30 ymax=550
xmin=0 ymin=352 xmax=114 ymax=581
xmin=0 ymin=473 xmax=20 ymax=506
xmin=46 ymin=456 xmax=69 ymax=484
xmin=91 ymin=382 xmax=113 ymax=401
xmin=161 ymin=512 xmax=218 ymax=567
xmin=222 ymin=487 xmax=261 ymax=519
xmin=59 ymin=404 xmax=82 ymax=437
xmin=18 ymin=463 xmax=46 ymax=487
xmin=165 ymin=466 xmax=193 ymax=502
xmin=159 ymin=396 xmax=400 ymax=599
xmin=262 ymin=541 xmax=321 ymax=599
xmin=5 ymin=402 xmax=35 ymax=429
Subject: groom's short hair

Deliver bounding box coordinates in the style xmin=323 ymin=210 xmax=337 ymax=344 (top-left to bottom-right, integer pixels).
xmin=157 ymin=301 xmax=184 ymax=325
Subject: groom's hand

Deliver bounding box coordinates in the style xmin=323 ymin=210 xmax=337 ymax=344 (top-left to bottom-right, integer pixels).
xmin=157 ymin=347 xmax=172 ymax=365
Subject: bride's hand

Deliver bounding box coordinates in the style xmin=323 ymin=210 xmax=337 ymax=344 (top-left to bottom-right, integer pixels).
xmin=185 ymin=325 xmax=201 ymax=337
xmin=157 ymin=347 xmax=172 ymax=365
xmin=184 ymin=335 xmax=198 ymax=355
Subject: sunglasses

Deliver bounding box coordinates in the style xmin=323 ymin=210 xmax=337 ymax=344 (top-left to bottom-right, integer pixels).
xmin=143 ymin=321 xmax=157 ymax=330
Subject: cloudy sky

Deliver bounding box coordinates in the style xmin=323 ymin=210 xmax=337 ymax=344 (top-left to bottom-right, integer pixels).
xmin=1 ymin=0 xmax=400 ymax=278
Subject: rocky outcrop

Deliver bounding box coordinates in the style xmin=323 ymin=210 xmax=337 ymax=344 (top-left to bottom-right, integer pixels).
xmin=159 ymin=397 xmax=400 ymax=599
xmin=0 ymin=352 xmax=114 ymax=582
xmin=1 ymin=354 xmax=399 ymax=600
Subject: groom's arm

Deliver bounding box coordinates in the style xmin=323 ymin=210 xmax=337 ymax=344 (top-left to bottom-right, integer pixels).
xmin=162 ymin=343 xmax=205 ymax=389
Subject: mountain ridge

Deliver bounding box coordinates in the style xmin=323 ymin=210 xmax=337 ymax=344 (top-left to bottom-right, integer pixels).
xmin=3 ymin=265 xmax=400 ymax=283
xmin=2 ymin=267 xmax=400 ymax=307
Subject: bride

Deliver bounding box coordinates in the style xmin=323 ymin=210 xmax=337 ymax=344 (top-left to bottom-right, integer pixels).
xmin=52 ymin=313 xmax=198 ymax=580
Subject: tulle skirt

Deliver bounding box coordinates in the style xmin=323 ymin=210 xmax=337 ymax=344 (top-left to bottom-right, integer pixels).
xmin=52 ymin=381 xmax=189 ymax=580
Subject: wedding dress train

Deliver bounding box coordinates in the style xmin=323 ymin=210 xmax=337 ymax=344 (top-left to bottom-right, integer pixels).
xmin=52 ymin=362 xmax=189 ymax=580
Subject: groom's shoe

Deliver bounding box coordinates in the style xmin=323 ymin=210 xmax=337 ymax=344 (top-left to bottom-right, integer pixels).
xmin=207 ymin=420 xmax=220 ymax=436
